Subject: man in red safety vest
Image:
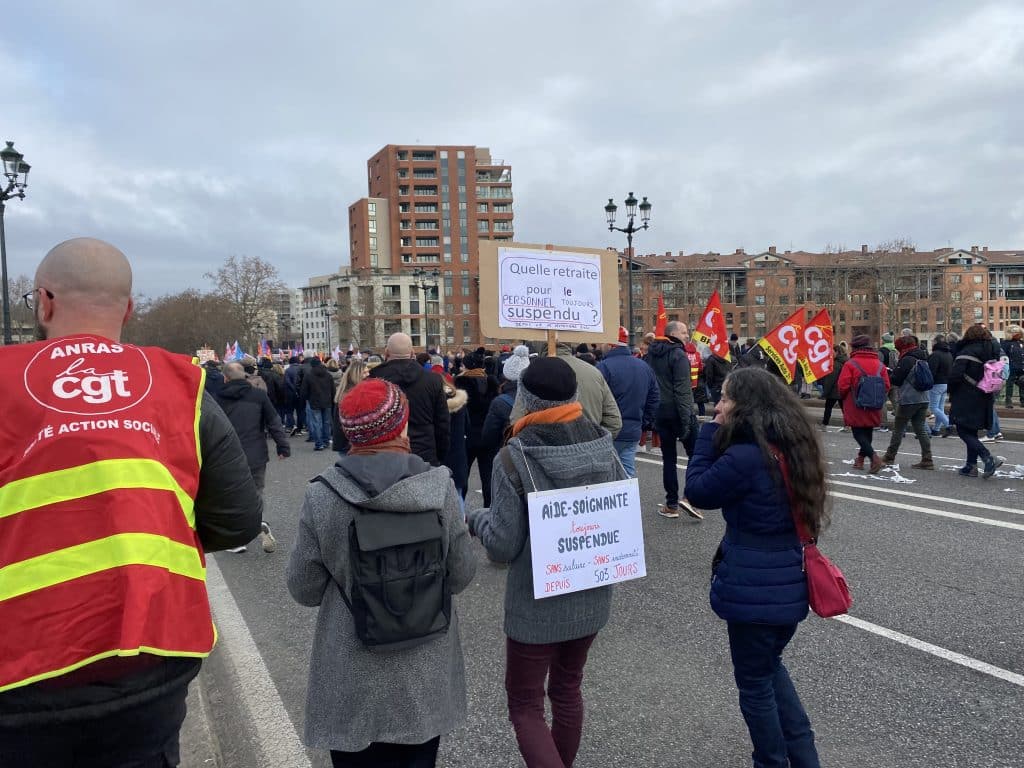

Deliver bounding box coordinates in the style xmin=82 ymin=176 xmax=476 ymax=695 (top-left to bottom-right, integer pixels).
xmin=0 ymin=238 xmax=262 ymax=767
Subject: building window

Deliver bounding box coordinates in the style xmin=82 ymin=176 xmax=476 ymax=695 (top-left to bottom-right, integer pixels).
xmin=755 ymin=295 xmax=766 ymax=305
xmin=369 ymin=236 xmax=377 ymax=247
xmin=460 ymin=252 xmax=470 ymax=263
xmin=415 ymin=221 xmax=439 ymax=230
xmin=443 ymin=274 xmax=453 ymax=297
xmin=754 ymin=278 xmax=766 ymax=288
xmin=440 ymin=150 xmax=447 ymax=159
xmin=412 ymin=150 xmax=436 ymax=161
xmin=402 ymin=253 xmax=412 ymax=263
xmin=457 ymin=151 xmax=465 ymax=159
xmin=370 ymin=254 xmax=378 ymax=267
xmin=462 ymin=303 xmax=471 ymax=314
xmin=461 ymin=272 xmax=470 ymax=295
xmin=493 ymin=221 xmax=513 ymax=232
xmin=415 ymin=203 xmax=438 ymax=213
xmin=414 ymin=185 xmax=438 ymax=196
xmin=951 ymin=291 xmax=961 ymax=301
xmin=494 ymin=203 xmax=511 ymax=213
xmin=400 ymin=237 xmax=411 ymax=247
xmin=973 ymin=275 xmax=983 ymax=284
xmin=443 ymin=250 xmax=452 ymax=263
xmin=368 ymin=219 xmax=377 ymax=233
xmin=459 ymin=217 xmax=468 ymax=229
xmin=477 ymin=203 xmax=488 ymax=213
xmin=974 ymin=307 xmax=984 ymax=320
xmin=367 ymin=202 xmax=376 ymax=216
xmin=477 ymin=220 xmax=489 ymax=232
xmin=951 ymin=275 xmax=962 ymax=285
xmin=397 ymin=169 xmax=408 ymax=179
xmin=415 ymin=237 xmax=439 ymax=247
xmin=400 ymin=220 xmax=410 ymax=230
xmin=441 ymin=184 xmax=449 ymax=195
xmin=780 ymin=295 xmax=789 ymax=305
xmin=399 ymin=185 xmax=409 ymax=196
xmin=973 ymin=291 xmax=983 ymax=301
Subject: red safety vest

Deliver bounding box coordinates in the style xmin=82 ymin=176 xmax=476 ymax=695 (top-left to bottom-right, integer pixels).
xmin=685 ymin=344 xmax=702 ymax=389
xmin=0 ymin=335 xmax=213 ymax=693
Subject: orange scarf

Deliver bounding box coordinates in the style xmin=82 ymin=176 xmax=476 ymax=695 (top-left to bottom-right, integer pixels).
xmin=347 ymin=435 xmax=411 ymax=456
xmin=510 ymin=402 xmax=583 ymax=437
xmin=459 ymin=368 xmax=486 ymax=378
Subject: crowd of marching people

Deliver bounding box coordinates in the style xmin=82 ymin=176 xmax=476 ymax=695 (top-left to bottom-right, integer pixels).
xmin=188 ymin=320 xmax=1021 ymax=766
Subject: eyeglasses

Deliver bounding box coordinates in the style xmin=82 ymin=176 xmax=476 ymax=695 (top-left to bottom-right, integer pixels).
xmin=21 ymin=288 xmax=54 ymax=310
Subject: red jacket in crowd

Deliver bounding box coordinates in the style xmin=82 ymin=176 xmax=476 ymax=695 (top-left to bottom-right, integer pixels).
xmin=836 ymin=348 xmax=892 ymax=428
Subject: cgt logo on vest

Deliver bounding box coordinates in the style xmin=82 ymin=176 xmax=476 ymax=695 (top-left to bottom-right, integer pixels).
xmin=24 ymin=338 xmax=154 ymax=416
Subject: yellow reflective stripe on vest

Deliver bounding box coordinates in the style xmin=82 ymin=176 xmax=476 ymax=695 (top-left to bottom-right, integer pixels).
xmin=0 ymin=532 xmax=206 ymax=603
xmin=0 ymin=458 xmax=196 ymax=528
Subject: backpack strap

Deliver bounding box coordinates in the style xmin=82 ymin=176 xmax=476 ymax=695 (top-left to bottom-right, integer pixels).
xmin=498 ymin=446 xmax=524 ymax=497
xmin=310 ymin=475 xmax=358 ymax=616
xmin=954 ymin=354 xmax=983 ymax=387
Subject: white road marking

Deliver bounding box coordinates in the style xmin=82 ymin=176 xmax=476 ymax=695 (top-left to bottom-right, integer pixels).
xmin=830 ymin=479 xmax=1024 ymax=516
xmin=834 ymin=614 xmax=1024 ymax=689
xmin=206 ymin=557 xmax=313 ymax=768
xmin=831 ymin=491 xmax=1024 ymax=531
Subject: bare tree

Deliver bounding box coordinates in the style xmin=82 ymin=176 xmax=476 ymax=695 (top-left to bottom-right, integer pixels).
xmin=122 ymin=289 xmax=247 ymax=353
xmin=6 ymin=273 xmax=35 ymax=342
xmin=869 ymin=238 xmax=918 ymax=336
xmin=204 ymin=255 xmax=286 ymax=348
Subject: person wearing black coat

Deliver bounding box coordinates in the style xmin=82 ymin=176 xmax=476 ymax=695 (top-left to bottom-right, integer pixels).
xmin=949 ymin=327 xmax=1004 ymax=477
xmin=818 ymin=348 xmax=848 ymax=428
xmin=927 ymin=335 xmax=954 ymax=436
xmin=203 ymin=361 xmax=224 ymax=399
xmin=299 ymin=358 xmax=337 ymax=451
xmin=258 ymin=359 xmax=286 ymax=417
xmin=455 ymin=353 xmax=499 ymax=505
xmin=215 ymin=362 xmax=291 ymax=553
xmin=284 ymin=357 xmax=305 ymax=435
xmin=369 ymin=333 xmax=451 ymax=466
xmin=702 ymin=351 xmax=732 ymax=404
xmin=443 ymin=381 xmax=470 ymax=498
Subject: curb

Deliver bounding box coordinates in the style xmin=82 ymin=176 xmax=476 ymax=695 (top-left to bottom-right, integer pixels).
xmin=180 ymin=668 xmax=222 ymax=768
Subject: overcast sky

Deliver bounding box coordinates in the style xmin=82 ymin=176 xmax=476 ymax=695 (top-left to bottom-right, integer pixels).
xmin=3 ymin=0 xmax=1022 ymax=298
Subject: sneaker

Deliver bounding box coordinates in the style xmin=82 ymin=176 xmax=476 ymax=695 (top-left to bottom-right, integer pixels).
xmin=657 ymin=504 xmax=680 ymax=519
xmin=227 ymin=545 xmax=247 ymax=554
xmin=911 ymin=459 xmax=935 ymax=470
xmin=939 ymin=427 xmax=950 ymax=438
xmin=994 ymin=433 xmax=1005 ymax=441
xmin=980 ymin=435 xmax=996 ymax=443
xmin=929 ymin=430 xmax=941 ymax=437
xmin=982 ymin=457 xmax=1004 ymax=479
xmin=260 ymin=522 xmax=277 ymax=553
xmin=958 ymin=466 xmax=979 ymax=478
xmin=877 ymin=426 xmax=890 ymax=433
xmin=679 ymin=499 xmax=704 ymax=520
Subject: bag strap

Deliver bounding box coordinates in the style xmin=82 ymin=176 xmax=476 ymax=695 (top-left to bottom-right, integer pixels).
xmin=768 ymin=447 xmax=813 ymax=546
xmin=848 ymin=359 xmax=867 ymax=377
xmin=311 ymin=475 xmax=357 ymax=616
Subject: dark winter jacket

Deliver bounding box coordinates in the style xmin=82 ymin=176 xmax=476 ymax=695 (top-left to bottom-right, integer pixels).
xmin=927 ymin=342 xmax=953 ymax=385
xmin=300 ymin=362 xmax=336 ymax=410
xmin=215 ymin=379 xmax=290 ymax=468
xmin=837 ymin=349 xmax=892 ymax=428
xmin=370 ymin=358 xmax=450 ymax=466
xmin=597 ymin=346 xmax=660 ymax=443
xmin=0 ymin=391 xmax=261 ymax=728
xmin=1001 ymin=338 xmax=1024 ymax=371
xmin=949 ymin=338 xmax=999 ymax=431
xmin=647 ymin=338 xmax=696 ymax=431
xmin=684 ymin=423 xmax=808 ymax=625
xmin=480 ymin=383 xmax=517 ymax=457
xmin=444 ymin=386 xmax=470 ymax=493
xmin=258 ymin=366 xmax=286 ymax=408
xmin=284 ymin=364 xmax=303 ymax=402
xmin=889 ymin=346 xmax=930 ymax=405
xmin=819 ymin=351 xmax=848 ymax=400
xmin=203 ymin=365 xmax=224 ymax=399
xmin=455 ymin=371 xmax=499 ymax=443
xmin=702 ymin=353 xmax=732 ymax=396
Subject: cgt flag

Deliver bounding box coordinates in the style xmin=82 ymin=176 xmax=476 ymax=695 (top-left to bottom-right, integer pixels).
xmin=654 ymin=295 xmax=668 ymax=338
xmin=799 ymin=308 xmax=835 ymax=383
xmin=691 ymin=290 xmax=731 ymax=361
xmin=757 ymin=308 xmax=806 ymax=384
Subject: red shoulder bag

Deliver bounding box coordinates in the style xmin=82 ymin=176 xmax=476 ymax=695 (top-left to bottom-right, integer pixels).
xmin=773 ymin=448 xmax=853 ymax=618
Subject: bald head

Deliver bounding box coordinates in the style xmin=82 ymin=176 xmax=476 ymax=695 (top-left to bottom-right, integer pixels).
xmin=223 ymin=362 xmax=246 ymax=381
xmin=33 ymin=238 xmax=134 ymax=340
xmin=385 ymin=332 xmax=413 ymax=359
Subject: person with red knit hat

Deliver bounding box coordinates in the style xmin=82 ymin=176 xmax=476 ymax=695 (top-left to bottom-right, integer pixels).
xmin=287 ymin=377 xmax=477 ymax=765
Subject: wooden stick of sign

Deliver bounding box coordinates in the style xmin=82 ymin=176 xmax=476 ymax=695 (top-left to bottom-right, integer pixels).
xmin=545 ymin=245 xmax=558 ymax=357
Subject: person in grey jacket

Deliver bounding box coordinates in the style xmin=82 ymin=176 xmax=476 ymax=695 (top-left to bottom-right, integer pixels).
xmin=881 ymin=336 xmax=933 ymax=469
xmin=468 ymin=357 xmax=626 ymax=768
xmin=287 ymin=378 xmax=476 ymax=766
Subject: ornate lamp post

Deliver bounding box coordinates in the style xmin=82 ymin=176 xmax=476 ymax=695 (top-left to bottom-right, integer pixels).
xmin=605 ymin=192 xmax=651 ymax=347
xmin=1 ymin=141 xmax=31 ymax=345
xmin=415 ymin=268 xmax=439 ymax=351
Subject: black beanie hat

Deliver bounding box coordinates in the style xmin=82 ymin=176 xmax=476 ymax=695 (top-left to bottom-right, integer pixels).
xmin=518 ymin=356 xmax=577 ymax=412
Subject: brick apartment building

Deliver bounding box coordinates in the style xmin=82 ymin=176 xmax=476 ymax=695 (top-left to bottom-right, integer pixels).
xmin=344 ymin=144 xmax=514 ymax=348
xmin=620 ymin=245 xmax=1024 ymax=343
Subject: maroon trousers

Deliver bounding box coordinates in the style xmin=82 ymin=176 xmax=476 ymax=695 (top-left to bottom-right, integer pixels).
xmin=505 ymin=634 xmax=597 ymax=768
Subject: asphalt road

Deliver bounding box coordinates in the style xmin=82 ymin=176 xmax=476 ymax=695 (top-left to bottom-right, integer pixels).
xmin=191 ymin=425 xmax=1024 ymax=768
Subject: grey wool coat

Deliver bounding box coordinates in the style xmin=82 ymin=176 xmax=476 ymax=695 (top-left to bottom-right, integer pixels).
xmin=468 ymin=418 xmax=627 ymax=644
xmin=286 ymin=452 xmax=477 ymax=753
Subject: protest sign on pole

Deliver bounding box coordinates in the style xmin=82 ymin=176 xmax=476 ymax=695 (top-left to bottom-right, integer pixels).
xmin=757 ymin=308 xmax=806 ymax=384
xmin=478 ymin=241 xmax=619 ymax=349
xmin=526 ymin=478 xmax=647 ymax=599
xmin=799 ymin=308 xmax=835 ymax=383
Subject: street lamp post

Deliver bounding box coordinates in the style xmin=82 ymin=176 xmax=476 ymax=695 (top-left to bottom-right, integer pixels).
xmin=319 ymin=302 xmax=335 ymax=355
xmin=415 ymin=268 xmax=439 ymax=351
xmin=604 ymin=192 xmax=652 ymax=348
xmin=1 ymin=141 xmax=31 ymax=346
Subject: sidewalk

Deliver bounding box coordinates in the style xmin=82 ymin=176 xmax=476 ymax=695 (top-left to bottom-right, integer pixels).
xmin=803 ymin=399 xmax=1024 ymax=441
xmin=180 ymin=670 xmax=221 ymax=768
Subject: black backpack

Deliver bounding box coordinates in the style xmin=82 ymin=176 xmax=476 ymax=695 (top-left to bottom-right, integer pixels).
xmin=314 ymin=476 xmax=451 ymax=652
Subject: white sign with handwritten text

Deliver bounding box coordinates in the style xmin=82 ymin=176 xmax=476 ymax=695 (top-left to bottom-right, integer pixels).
xmin=498 ymin=247 xmax=603 ymax=333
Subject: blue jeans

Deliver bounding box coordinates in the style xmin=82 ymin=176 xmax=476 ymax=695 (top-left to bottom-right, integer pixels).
xmin=307 ymin=407 xmax=332 ymax=449
xmin=613 ymin=437 xmax=638 ymax=479
xmin=927 ymin=384 xmax=949 ymax=430
xmin=987 ymin=406 xmax=1001 ymax=438
xmin=727 ymin=622 xmax=820 ymax=768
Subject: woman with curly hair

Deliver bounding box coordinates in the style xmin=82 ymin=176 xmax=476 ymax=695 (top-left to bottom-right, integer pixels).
xmin=685 ymin=367 xmax=826 ymax=768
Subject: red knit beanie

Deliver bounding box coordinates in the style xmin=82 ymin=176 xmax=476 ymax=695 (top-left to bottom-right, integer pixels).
xmin=339 ymin=379 xmax=409 ymax=446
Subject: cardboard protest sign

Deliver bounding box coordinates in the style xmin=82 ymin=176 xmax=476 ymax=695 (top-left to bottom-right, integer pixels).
xmin=526 ymin=478 xmax=646 ymax=599
xmin=478 ymin=241 xmax=619 ymax=344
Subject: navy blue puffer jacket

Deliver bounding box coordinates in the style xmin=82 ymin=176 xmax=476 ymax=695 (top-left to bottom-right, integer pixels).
xmin=685 ymin=422 xmax=808 ymax=625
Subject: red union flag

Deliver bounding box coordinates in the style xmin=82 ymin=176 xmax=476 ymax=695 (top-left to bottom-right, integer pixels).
xmin=691 ymin=290 xmax=731 ymax=361
xmin=757 ymin=308 xmax=806 ymax=384
xmin=799 ymin=309 xmax=834 ymax=383
xmin=654 ymin=295 xmax=668 ymax=338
